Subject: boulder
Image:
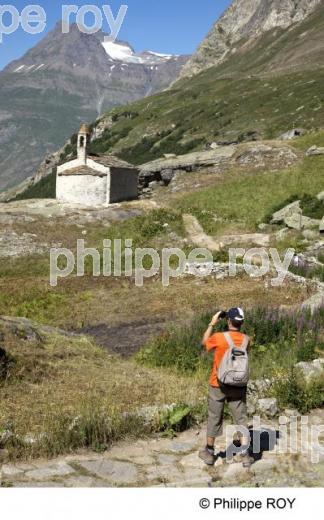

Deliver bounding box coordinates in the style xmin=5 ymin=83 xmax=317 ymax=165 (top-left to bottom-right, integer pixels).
xmin=160 ymin=169 xmax=175 ymax=185
xmin=205 ymin=142 xmax=219 ymax=150
xmin=257 ymin=398 xmax=279 ymax=417
xmin=271 ymin=201 xmax=301 ymax=224
xmin=148 ymin=181 xmax=159 ymax=189
xmin=279 ymin=128 xmax=306 ymax=140
xmin=306 ymin=146 xmax=324 ymax=156
xmin=295 ymin=358 xmax=324 ymax=383
xmin=284 ymin=214 xmax=320 ymax=231
xmin=248 ymin=378 xmax=274 ymax=397
xmin=317 ymin=191 xmax=324 ymax=201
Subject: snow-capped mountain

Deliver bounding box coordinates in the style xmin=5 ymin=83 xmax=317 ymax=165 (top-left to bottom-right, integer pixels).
xmin=0 ymin=24 xmax=189 ymax=192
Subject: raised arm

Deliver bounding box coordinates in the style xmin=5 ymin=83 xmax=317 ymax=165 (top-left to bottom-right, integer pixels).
xmin=202 ymin=311 xmax=223 ymax=347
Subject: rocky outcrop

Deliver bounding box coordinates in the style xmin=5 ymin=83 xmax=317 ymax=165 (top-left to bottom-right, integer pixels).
xmin=0 ymin=315 xmax=77 ymax=341
xmin=271 ymin=196 xmax=323 ymax=233
xmin=284 ymin=214 xmax=321 ymax=231
xmin=306 ymin=146 xmax=324 ymax=156
xmin=279 ymin=128 xmax=307 ymax=140
xmin=139 ymin=146 xmax=236 ymax=192
xmin=179 ymin=0 xmax=322 ymax=79
xmin=139 ymin=143 xmax=299 ymax=196
xmin=271 ymin=201 xmax=302 ymax=224
xmin=256 ymin=398 xmax=279 ymax=418
xmin=0 ymin=230 xmax=54 ymax=258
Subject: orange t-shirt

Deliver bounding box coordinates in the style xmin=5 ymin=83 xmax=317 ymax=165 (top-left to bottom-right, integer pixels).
xmin=204 ymin=331 xmax=248 ymax=388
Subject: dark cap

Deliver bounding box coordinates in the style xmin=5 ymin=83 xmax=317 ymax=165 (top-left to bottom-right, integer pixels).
xmin=228 ymin=307 xmax=245 ymax=322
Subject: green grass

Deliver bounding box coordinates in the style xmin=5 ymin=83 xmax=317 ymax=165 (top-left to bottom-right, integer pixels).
xmin=171 ymin=156 xmax=324 ymax=234
xmin=272 ymin=371 xmax=324 ymax=414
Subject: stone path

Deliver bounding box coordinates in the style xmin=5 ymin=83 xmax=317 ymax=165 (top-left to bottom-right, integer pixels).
xmin=2 ymin=414 xmax=324 ymax=488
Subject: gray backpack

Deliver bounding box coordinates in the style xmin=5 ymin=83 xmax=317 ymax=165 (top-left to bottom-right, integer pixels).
xmin=217 ymin=332 xmax=250 ymax=387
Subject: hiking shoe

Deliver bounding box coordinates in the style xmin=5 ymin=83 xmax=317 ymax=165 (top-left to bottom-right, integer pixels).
xmin=199 ymin=447 xmax=215 ymax=466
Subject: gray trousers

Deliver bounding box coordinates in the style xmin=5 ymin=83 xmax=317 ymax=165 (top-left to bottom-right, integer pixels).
xmin=207 ymin=385 xmax=248 ymax=438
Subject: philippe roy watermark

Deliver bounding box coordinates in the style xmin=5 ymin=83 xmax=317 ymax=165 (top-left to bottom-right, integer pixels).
xmin=0 ymin=3 xmax=128 ymax=43
xmin=49 ymin=239 xmax=296 ymax=287
xmin=225 ymin=415 xmax=324 ymax=464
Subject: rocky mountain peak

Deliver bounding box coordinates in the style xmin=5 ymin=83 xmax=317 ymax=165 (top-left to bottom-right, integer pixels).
xmin=179 ymin=0 xmax=322 ymax=79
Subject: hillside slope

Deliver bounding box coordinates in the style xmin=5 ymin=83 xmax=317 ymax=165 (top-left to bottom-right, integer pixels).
xmin=75 ymin=1 xmax=324 ymax=165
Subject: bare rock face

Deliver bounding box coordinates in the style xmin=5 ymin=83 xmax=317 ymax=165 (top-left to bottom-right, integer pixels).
xmin=180 ymin=0 xmax=322 ymax=79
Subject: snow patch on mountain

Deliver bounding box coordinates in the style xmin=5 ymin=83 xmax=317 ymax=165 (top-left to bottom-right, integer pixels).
xmin=101 ymin=40 xmax=178 ymax=65
xmin=102 ymin=41 xmax=144 ymax=64
xmin=146 ymin=51 xmax=174 ymax=59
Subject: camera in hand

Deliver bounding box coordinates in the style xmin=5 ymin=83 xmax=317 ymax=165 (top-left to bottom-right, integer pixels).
xmin=219 ymin=310 xmax=228 ymax=319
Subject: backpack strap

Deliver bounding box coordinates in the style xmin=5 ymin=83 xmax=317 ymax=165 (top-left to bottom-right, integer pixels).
xmin=241 ymin=335 xmax=250 ymax=352
xmin=223 ymin=332 xmax=249 ymax=352
xmin=223 ymin=332 xmax=236 ymax=349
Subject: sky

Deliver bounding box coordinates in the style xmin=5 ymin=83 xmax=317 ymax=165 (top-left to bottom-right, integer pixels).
xmin=0 ymin=0 xmax=232 ymax=69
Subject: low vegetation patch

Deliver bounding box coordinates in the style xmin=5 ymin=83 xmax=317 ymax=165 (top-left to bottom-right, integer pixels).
xmin=0 ymin=321 xmax=206 ymax=459
xmin=137 ymin=305 xmax=324 ymax=382
xmin=272 ymin=370 xmax=324 ymax=414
